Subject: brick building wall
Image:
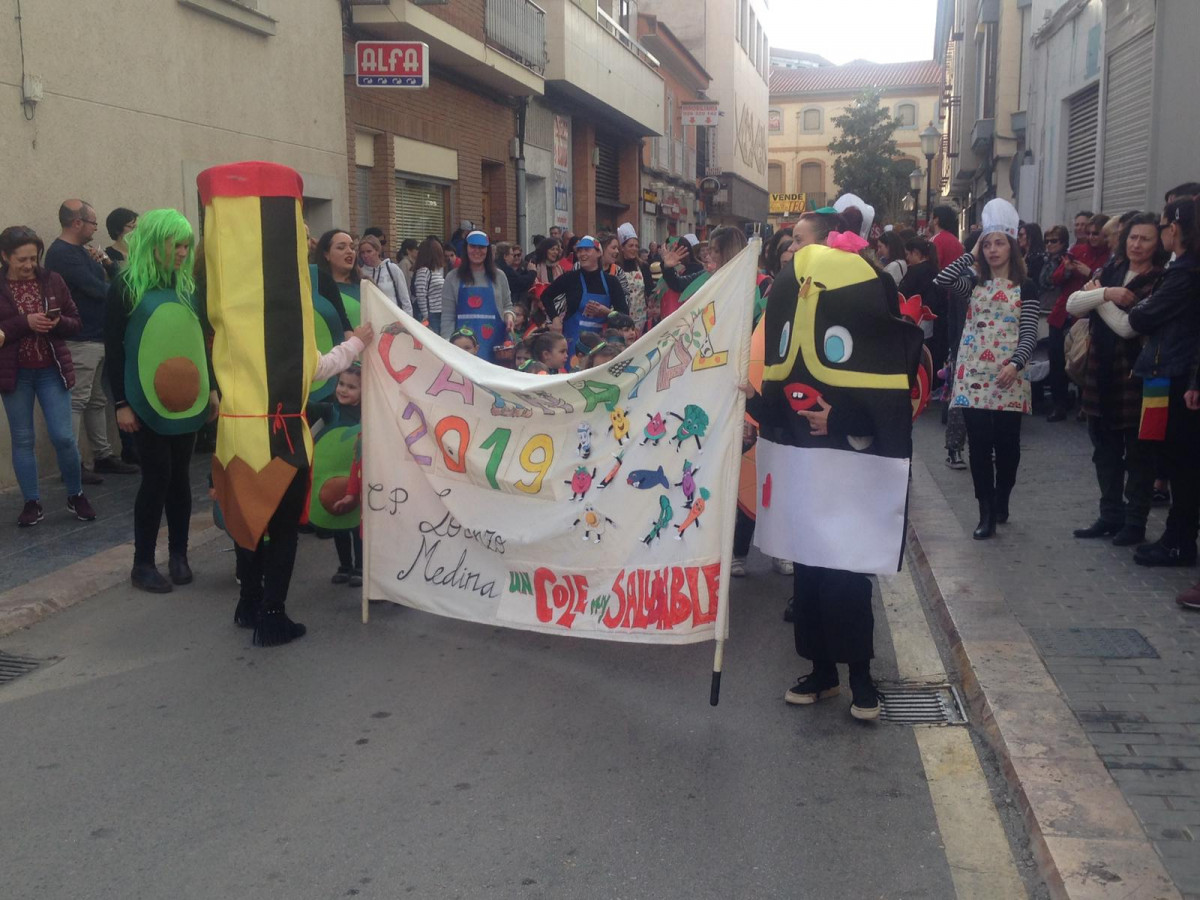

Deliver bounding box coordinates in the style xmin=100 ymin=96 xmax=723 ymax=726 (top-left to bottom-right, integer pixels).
xmin=344 ymin=38 xmax=517 ymax=245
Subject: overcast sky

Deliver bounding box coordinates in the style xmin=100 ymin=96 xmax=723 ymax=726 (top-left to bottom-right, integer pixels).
xmin=771 ymin=0 xmax=939 ymax=65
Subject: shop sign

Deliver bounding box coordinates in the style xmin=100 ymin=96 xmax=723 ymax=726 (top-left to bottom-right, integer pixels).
xmin=769 ymin=193 xmax=807 ymax=215
xmin=553 ymin=170 xmax=570 ymax=229
xmin=355 ymin=41 xmax=429 ymax=88
xmin=553 ymin=116 xmax=570 ymax=172
xmin=642 ymin=189 xmax=659 ymax=203
xmin=643 ymin=201 xmax=658 ymax=215
xmin=680 ymin=102 xmax=720 ymax=127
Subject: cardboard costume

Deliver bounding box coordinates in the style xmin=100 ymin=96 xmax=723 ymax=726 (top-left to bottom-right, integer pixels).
xmin=753 ymin=242 xmax=923 ymax=574
xmin=198 ymin=161 xmax=318 ymax=552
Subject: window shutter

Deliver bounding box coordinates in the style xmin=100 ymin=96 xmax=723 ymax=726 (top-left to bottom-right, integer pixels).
xmin=395 ymin=178 xmax=446 ymax=242
xmin=595 ymin=133 xmax=620 ymax=203
xmin=1101 ymin=29 xmax=1154 ymax=212
xmin=1064 ymin=84 xmax=1100 ymax=202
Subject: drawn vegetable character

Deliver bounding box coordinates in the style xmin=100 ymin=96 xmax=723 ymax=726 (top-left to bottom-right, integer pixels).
xmin=565 ymin=465 xmax=596 ymax=501
xmin=669 ymin=404 xmax=710 ymax=453
xmin=642 ymin=495 xmax=674 ymax=545
xmin=676 ymin=459 xmax=701 ymax=507
xmin=573 ymin=504 xmax=615 ymax=543
xmin=674 ymin=488 xmax=710 ymax=538
xmin=641 ymin=412 xmax=667 ymax=446
xmin=608 ymin=406 xmax=631 ymax=445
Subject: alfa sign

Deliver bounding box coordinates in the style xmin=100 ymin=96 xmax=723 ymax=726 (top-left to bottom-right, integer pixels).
xmin=356 ymin=41 xmax=430 ymax=88
xmin=681 ymin=102 xmax=720 ymax=127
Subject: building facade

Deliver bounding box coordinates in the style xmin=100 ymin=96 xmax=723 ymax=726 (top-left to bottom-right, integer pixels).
xmin=0 ymin=0 xmax=350 ymax=490
xmin=637 ymin=14 xmax=712 ymax=243
xmin=767 ymin=60 xmax=944 ymax=229
xmin=639 ymin=0 xmax=771 ymax=229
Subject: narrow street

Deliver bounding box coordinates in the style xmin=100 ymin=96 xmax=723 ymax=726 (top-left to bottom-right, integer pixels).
xmin=0 ymin=472 xmax=1038 ymax=899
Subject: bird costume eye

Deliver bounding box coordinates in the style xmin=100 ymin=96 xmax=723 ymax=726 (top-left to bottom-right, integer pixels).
xmin=823 ymin=326 xmax=853 ymax=364
xmin=778 ymin=321 xmax=791 ymax=359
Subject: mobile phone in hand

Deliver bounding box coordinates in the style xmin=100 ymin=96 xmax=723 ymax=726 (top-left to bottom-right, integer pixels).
xmin=47 ymin=309 xmax=61 ymax=320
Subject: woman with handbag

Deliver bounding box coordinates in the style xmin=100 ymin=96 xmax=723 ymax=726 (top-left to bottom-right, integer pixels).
xmin=0 ymin=226 xmax=96 ymax=527
xmin=1066 ymin=213 xmax=1167 ymax=547
xmin=358 ymin=235 xmax=413 ymax=316
xmin=1106 ymin=197 xmax=1200 ymax=568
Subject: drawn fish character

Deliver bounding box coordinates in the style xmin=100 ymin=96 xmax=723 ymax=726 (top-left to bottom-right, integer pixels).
xmin=608 ymin=406 xmax=631 ymax=445
xmin=577 ymin=422 xmax=593 ymax=459
xmin=573 ymin=504 xmax=615 ymax=543
xmin=642 ymin=495 xmax=674 ymax=546
xmin=598 ymin=449 xmax=626 ymax=490
xmin=674 ymin=488 xmax=710 ymax=539
xmin=676 ymin=459 xmax=701 ymax=507
xmin=669 ymin=404 xmax=710 ymax=453
xmin=564 ymin=465 xmax=596 ymax=501
xmin=627 ymin=465 xmax=670 ymax=491
xmin=641 ymin=412 xmax=667 ymax=445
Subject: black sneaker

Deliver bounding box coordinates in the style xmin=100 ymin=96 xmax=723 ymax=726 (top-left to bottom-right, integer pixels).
xmin=945 ymin=450 xmax=967 ymax=470
xmin=850 ymin=679 xmax=882 ymax=721
xmin=348 ymin=570 xmax=363 ymax=588
xmin=784 ymin=671 xmax=840 ymax=705
xmin=131 ymin=564 xmax=173 ymax=594
xmin=1111 ymin=526 xmax=1145 ymax=547
xmin=1134 ymin=542 xmax=1197 ymax=568
xmin=17 ymin=500 xmax=44 ymax=527
xmin=331 ymin=567 xmax=351 ymax=584
xmin=92 ymin=455 xmax=139 ymax=475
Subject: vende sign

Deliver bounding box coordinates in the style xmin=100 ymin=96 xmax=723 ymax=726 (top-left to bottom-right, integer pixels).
xmin=680 ymin=102 xmax=720 ymax=127
xmin=356 ymin=41 xmax=430 ymax=88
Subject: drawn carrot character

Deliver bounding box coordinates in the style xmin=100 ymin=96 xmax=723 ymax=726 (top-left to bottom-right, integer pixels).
xmin=674 ymin=488 xmax=710 ymax=538
xmin=598 ymin=449 xmax=626 ymax=490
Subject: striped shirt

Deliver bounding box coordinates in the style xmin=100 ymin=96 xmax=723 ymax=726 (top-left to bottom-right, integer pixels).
xmin=412 ymin=267 xmax=444 ymax=320
xmin=934 ymin=252 xmax=1040 ymax=369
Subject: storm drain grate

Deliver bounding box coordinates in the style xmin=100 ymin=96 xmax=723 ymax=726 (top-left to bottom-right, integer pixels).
xmin=0 ymin=651 xmax=43 ymax=685
xmin=878 ymin=683 xmax=967 ymax=726
xmin=1029 ymin=627 xmax=1158 ymax=660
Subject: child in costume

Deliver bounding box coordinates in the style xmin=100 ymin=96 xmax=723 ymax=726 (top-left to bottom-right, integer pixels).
xmin=934 ymin=199 xmax=1040 ymax=539
xmin=199 ymin=162 xmax=372 ymax=648
xmin=105 ymin=209 xmax=217 ymax=594
xmin=750 ymin=232 xmax=923 ymax=720
xmin=532 ymin=332 xmax=568 ymax=374
xmin=450 ymin=328 xmax=479 ymax=354
xmin=308 ymin=364 xmax=363 ymax=587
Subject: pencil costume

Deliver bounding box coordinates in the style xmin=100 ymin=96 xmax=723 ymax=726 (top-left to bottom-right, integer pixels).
xmin=198 ymin=162 xmax=317 ymax=647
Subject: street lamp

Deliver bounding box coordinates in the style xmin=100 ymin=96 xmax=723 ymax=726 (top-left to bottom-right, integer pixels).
xmin=920 ymin=122 xmax=941 ymax=226
xmin=909 ymin=168 xmax=924 ymax=229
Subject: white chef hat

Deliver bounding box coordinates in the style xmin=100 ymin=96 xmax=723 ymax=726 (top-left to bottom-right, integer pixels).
xmin=682 ymin=233 xmax=700 ymax=247
xmin=617 ymin=222 xmax=637 ymax=244
xmin=833 ymin=193 xmax=875 ymax=240
xmin=980 ymin=198 xmax=1020 ymax=240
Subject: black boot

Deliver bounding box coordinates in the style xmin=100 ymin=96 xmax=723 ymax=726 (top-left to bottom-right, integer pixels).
xmin=995 ymin=490 xmax=1011 ymax=524
xmin=168 ymin=553 xmax=193 ymax=585
xmin=233 ymin=594 xmax=260 ymax=629
xmin=252 ymin=605 xmax=307 ymax=647
xmin=131 ymin=563 xmax=172 ymax=593
xmin=973 ymin=500 xmax=996 ymax=540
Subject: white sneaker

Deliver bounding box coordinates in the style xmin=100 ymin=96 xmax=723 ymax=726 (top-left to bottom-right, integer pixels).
xmin=730 ymin=556 xmax=747 ymax=578
xmin=772 ymin=557 xmax=794 ymax=576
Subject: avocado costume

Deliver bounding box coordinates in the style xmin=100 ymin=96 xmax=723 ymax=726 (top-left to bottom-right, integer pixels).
xmin=122 ymin=288 xmax=211 ymax=434
xmin=307 ymin=399 xmax=362 ymax=532
xmin=309 ymin=265 xmax=349 ymax=403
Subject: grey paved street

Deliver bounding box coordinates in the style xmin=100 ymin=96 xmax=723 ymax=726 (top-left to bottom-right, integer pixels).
xmin=0 ymin=460 xmax=1040 ymax=900
xmin=915 ymin=410 xmax=1200 ymax=896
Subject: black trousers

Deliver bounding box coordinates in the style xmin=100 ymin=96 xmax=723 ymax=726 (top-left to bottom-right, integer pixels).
xmin=1160 ymin=378 xmax=1200 ymax=548
xmin=132 ymin=428 xmax=195 ymax=565
xmin=792 ymin=564 xmax=874 ymax=663
xmin=1047 ymin=325 xmax=1070 ymax=411
xmin=1087 ymin=417 xmax=1154 ymax=528
xmin=963 ymin=408 xmax=1022 ymax=502
xmin=235 ymin=470 xmax=308 ymax=612
xmin=335 ymin=529 xmax=363 ymax=570
xmin=733 ymin=508 xmax=755 ymax=558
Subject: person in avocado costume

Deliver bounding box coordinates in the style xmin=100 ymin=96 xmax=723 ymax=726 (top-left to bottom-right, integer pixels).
xmin=306 ymin=363 xmax=363 ymax=587
xmin=105 ymin=209 xmax=218 ymax=594
xmin=748 ymin=232 xmax=923 ymax=721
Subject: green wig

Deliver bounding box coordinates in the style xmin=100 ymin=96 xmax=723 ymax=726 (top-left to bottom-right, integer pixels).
xmin=121 ymin=208 xmax=196 ymax=308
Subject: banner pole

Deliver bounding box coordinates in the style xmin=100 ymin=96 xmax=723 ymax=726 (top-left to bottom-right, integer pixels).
xmin=361 ymin=278 xmax=371 ymax=625
xmin=710 ymin=240 xmax=758 ymax=706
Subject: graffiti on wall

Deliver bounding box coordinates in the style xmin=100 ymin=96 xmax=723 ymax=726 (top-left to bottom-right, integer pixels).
xmin=735 ymin=98 xmax=768 ymax=176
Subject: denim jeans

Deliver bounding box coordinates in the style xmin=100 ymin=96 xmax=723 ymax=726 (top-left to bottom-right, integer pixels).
xmin=2 ymin=366 xmax=83 ymax=499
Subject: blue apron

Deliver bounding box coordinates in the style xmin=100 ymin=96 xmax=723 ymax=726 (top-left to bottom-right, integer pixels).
xmin=564 ymin=269 xmax=611 ymax=349
xmin=455 ymin=276 xmax=504 ymax=360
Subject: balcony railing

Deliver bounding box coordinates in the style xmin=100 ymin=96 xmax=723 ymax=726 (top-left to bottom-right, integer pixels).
xmin=595 ymin=5 xmax=659 ymax=69
xmin=486 ymin=0 xmax=548 ymax=74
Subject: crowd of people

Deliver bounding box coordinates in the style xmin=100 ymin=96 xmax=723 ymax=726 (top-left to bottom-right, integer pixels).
xmin=5 ymin=180 xmax=1198 ymax=663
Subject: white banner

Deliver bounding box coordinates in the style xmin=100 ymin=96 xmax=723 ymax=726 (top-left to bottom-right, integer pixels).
xmin=360 ymin=245 xmax=759 ymax=643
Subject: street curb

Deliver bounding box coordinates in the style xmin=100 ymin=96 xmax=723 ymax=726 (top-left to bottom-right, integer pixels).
xmin=906 ymin=458 xmax=1181 ymax=900
xmin=0 ymin=514 xmax=223 ymax=639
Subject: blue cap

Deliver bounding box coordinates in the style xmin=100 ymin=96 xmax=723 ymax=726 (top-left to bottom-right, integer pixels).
xmin=466 ymin=230 xmax=490 ymax=247
xmin=575 ymin=235 xmax=598 ymax=250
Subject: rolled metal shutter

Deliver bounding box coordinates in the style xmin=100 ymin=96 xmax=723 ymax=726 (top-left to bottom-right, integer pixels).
xmin=1102 ymin=29 xmax=1154 ymax=212
xmin=1063 ymin=84 xmax=1099 ymax=213
xmin=595 ymin=133 xmax=620 ymax=203
xmin=355 ymin=167 xmax=371 ymax=238
xmin=395 ymin=177 xmax=446 ymax=242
